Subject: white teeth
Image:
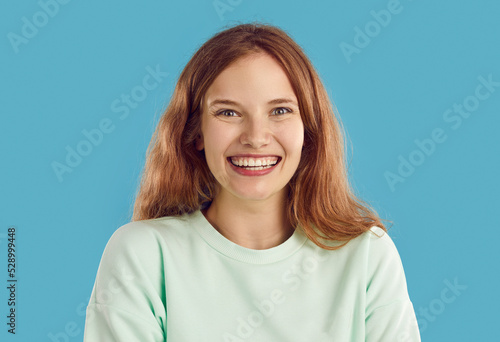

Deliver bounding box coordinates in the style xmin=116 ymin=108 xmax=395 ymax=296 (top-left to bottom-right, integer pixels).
xmin=230 ymin=156 xmax=279 ymax=168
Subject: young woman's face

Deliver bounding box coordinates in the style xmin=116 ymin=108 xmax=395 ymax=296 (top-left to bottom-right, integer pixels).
xmin=197 ymin=52 xmax=304 ymax=204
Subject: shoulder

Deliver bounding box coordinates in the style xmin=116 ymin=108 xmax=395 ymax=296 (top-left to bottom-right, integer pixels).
xmin=365 ymin=226 xmax=401 ymax=259
xmin=327 ymin=226 xmax=408 ymax=292
xmin=111 ymin=212 xmax=197 ymax=242
xmin=100 ymin=213 xmax=196 ymax=261
xmin=93 ymin=213 xmax=200 ymax=290
xmin=351 ymin=226 xmax=406 ymax=278
xmin=308 ymin=226 xmax=407 ymax=284
xmin=343 ymin=226 xmax=401 ymax=262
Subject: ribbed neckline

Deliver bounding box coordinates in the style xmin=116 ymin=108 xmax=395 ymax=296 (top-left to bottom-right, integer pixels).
xmin=189 ymin=210 xmax=308 ymax=264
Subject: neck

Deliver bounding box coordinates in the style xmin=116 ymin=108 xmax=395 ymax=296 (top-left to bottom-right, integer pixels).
xmin=202 ymin=189 xmax=294 ymax=250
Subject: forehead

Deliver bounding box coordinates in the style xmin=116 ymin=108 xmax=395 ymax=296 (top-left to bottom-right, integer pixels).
xmin=203 ymin=53 xmax=297 ymax=106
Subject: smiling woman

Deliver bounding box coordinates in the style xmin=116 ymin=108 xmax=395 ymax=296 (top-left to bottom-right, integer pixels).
xmin=197 ymin=53 xmax=304 ymax=243
xmin=83 ymin=23 xmax=421 ymax=341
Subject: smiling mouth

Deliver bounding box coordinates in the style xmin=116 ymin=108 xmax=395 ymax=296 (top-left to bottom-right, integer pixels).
xmin=228 ymin=156 xmax=280 ymax=170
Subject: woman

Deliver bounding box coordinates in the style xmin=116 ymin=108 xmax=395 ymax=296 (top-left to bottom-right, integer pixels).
xmin=84 ymin=23 xmax=420 ymax=341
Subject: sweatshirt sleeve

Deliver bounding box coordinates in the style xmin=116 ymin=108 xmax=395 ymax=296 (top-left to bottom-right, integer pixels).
xmin=83 ymin=222 xmax=167 ymax=342
xmin=364 ymin=228 xmax=421 ymax=342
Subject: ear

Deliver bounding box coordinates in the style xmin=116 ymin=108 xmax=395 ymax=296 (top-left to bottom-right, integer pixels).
xmin=195 ymin=133 xmax=204 ymax=151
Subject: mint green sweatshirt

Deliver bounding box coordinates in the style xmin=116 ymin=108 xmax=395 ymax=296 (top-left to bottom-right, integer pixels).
xmin=84 ymin=210 xmax=420 ymax=341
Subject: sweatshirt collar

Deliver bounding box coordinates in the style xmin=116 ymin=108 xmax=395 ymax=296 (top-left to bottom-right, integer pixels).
xmin=189 ymin=210 xmax=308 ymax=264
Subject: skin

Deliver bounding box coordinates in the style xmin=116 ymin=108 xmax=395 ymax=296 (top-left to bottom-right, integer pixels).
xmin=196 ymin=52 xmax=304 ymax=250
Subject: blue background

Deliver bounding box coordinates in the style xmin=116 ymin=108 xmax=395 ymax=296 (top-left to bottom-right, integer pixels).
xmin=1 ymin=0 xmax=498 ymax=340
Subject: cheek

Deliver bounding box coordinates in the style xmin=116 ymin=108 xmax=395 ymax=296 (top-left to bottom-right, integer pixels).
xmin=279 ymin=121 xmax=304 ymax=157
xmin=203 ymin=136 xmax=222 ymax=167
xmin=201 ymin=126 xmax=234 ymax=173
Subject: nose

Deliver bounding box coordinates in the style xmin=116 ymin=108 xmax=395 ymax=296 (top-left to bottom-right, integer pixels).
xmin=239 ymin=116 xmax=271 ymax=149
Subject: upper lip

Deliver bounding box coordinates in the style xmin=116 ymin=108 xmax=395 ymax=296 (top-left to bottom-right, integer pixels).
xmin=228 ymin=154 xmax=280 ymax=158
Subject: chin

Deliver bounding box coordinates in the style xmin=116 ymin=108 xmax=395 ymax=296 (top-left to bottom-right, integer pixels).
xmin=232 ymin=186 xmax=283 ymax=203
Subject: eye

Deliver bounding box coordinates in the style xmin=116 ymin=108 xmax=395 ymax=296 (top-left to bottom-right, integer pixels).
xmin=217 ymin=109 xmax=238 ymax=117
xmin=272 ymin=107 xmax=292 ymax=115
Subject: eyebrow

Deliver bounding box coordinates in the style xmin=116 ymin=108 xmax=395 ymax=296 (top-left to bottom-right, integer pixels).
xmin=208 ymin=98 xmax=298 ymax=109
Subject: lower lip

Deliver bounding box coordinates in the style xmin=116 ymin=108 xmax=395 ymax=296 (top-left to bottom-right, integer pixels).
xmin=228 ymin=158 xmax=280 ymax=176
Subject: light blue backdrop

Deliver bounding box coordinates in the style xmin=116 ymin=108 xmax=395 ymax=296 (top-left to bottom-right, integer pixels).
xmin=1 ymin=0 xmax=498 ymax=340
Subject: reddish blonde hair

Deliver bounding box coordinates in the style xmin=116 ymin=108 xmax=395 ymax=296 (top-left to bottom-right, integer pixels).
xmin=132 ymin=23 xmax=386 ymax=249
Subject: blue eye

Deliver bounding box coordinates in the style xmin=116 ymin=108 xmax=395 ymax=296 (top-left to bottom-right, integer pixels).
xmin=272 ymin=107 xmax=292 ymax=115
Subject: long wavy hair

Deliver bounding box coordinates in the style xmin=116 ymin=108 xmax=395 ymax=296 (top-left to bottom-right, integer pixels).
xmin=132 ymin=22 xmax=386 ymax=249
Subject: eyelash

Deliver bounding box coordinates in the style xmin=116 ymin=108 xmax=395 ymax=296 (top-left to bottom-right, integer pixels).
xmin=216 ymin=107 xmax=293 ymax=116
